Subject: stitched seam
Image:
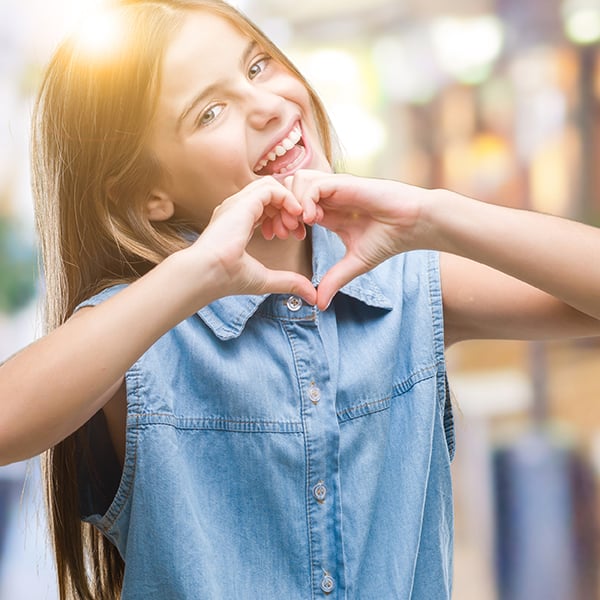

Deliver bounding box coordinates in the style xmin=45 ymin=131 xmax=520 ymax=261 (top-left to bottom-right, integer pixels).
xmin=133 ymin=416 xmax=303 ymax=433
xmin=336 ymin=364 xmax=439 ymax=422
xmin=101 ymin=368 xmax=141 ymax=531
xmin=337 ymin=396 xmax=391 ymax=422
xmin=260 ymin=311 xmax=317 ymax=322
xmin=132 ymin=413 xmax=302 ymax=425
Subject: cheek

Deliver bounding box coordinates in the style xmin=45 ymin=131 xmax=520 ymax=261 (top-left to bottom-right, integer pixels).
xmin=173 ymin=158 xmax=248 ymax=218
xmin=188 ymin=133 xmax=247 ymax=174
xmin=156 ymin=129 xmax=254 ymax=219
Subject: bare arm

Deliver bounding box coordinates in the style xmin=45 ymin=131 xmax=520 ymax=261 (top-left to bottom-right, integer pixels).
xmin=286 ymin=170 xmax=600 ymax=342
xmin=0 ymin=254 xmax=210 ymax=464
xmin=0 ymin=178 xmax=315 ymax=465
xmin=440 ymin=253 xmax=600 ymax=346
xmin=431 ymin=192 xmax=600 ymax=323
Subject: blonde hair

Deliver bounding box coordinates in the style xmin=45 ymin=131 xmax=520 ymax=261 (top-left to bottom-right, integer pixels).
xmin=31 ymin=1 xmax=335 ymax=597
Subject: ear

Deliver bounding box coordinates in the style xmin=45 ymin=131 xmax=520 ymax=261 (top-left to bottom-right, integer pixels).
xmin=146 ymin=191 xmax=175 ymax=222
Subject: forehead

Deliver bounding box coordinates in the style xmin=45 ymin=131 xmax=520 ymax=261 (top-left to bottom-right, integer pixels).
xmin=163 ymin=10 xmax=251 ymax=77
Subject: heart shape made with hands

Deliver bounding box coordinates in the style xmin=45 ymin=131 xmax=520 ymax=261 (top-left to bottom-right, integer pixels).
xmin=257 ymin=170 xmax=417 ymax=311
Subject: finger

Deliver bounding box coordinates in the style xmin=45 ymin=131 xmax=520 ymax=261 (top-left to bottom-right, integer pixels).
xmin=271 ymin=214 xmax=290 ymax=240
xmin=314 ymin=204 xmax=325 ymax=223
xmin=280 ymin=208 xmax=302 ymax=232
xmin=263 ymin=205 xmax=279 ymax=219
xmin=284 ymin=174 xmax=320 ymax=225
xmin=292 ymin=222 xmax=307 ymax=240
xmin=283 ymin=175 xmax=294 ymax=192
xmin=250 ymin=178 xmax=302 ymax=222
xmin=212 ymin=179 xmax=302 ymax=246
xmin=316 ymin=254 xmax=368 ymax=311
xmin=263 ymin=213 xmax=304 ymax=240
xmin=262 ymin=271 xmax=317 ymax=306
xmin=285 ymin=171 xmax=312 ymax=205
xmin=261 ymin=217 xmax=275 ymax=240
xmin=274 ymin=186 xmax=303 ymax=216
xmin=301 ymin=196 xmax=320 ymax=225
xmin=290 ymin=170 xmax=341 ymax=203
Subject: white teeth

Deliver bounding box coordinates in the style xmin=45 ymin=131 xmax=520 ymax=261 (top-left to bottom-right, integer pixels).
xmin=289 ymin=126 xmax=301 ymax=144
xmin=255 ymin=124 xmax=303 ymax=172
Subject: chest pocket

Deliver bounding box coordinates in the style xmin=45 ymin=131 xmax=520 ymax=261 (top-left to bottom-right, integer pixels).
xmin=129 ymin=314 xmax=309 ymax=431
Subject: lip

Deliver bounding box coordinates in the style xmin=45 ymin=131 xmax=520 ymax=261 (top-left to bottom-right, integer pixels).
xmin=253 ymin=120 xmax=312 ymax=180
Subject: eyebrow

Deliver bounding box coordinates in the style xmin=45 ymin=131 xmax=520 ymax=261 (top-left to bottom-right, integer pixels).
xmin=176 ymin=40 xmax=259 ymax=130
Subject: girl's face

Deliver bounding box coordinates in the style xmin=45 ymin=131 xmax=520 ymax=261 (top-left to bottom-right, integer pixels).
xmin=148 ymin=10 xmax=331 ymax=226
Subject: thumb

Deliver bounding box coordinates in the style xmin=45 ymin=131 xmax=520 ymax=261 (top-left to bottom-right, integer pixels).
xmin=263 ymin=270 xmax=317 ymax=306
xmin=316 ymin=254 xmax=367 ymax=311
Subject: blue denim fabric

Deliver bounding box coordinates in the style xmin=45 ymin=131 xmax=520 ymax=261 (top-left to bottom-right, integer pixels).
xmin=78 ymin=225 xmax=454 ymax=599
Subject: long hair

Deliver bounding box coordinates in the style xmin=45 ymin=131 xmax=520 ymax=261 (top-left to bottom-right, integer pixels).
xmin=31 ymin=1 xmax=336 ymax=597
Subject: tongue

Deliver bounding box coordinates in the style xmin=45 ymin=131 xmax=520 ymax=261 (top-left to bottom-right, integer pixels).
xmin=257 ymin=145 xmax=304 ymax=176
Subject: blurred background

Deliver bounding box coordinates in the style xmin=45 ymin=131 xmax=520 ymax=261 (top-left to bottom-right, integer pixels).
xmin=1 ymin=0 xmax=600 ymax=598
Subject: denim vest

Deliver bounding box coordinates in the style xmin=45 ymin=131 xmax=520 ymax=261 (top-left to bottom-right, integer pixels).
xmin=78 ymin=226 xmax=454 ymax=599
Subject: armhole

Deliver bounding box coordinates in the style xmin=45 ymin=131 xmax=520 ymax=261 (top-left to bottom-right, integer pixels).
xmin=429 ymin=251 xmax=455 ymax=462
xmin=443 ymin=374 xmax=456 ymax=462
xmin=77 ymin=409 xmax=123 ymax=519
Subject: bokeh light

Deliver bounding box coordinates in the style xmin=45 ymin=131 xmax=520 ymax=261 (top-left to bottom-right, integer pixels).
xmin=430 ymin=15 xmax=504 ymax=85
xmin=562 ymin=0 xmax=600 ymax=45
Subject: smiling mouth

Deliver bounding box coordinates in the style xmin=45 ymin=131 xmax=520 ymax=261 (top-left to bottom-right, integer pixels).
xmin=253 ymin=124 xmax=306 ymax=177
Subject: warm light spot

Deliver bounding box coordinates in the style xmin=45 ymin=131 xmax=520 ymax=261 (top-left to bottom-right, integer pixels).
xmin=72 ymin=9 xmax=125 ymax=59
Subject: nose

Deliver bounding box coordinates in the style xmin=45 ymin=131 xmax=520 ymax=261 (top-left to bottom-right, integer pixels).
xmin=244 ymin=85 xmax=286 ymax=130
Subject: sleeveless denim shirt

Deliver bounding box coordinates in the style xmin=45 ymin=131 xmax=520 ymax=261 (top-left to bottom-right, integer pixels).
xmin=77 ymin=225 xmax=454 ymax=599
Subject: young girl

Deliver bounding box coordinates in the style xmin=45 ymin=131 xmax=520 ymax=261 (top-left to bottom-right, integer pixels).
xmin=3 ymin=0 xmax=600 ymax=598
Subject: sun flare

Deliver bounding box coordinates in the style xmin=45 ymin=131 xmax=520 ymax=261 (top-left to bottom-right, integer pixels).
xmin=72 ymin=9 xmax=125 ymax=59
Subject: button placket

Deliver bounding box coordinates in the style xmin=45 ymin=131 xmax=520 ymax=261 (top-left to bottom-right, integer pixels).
xmin=282 ymin=303 xmax=342 ymax=598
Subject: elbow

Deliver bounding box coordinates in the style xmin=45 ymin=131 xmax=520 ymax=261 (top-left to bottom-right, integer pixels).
xmin=0 ymin=450 xmax=41 ymax=468
xmin=0 ymin=427 xmax=41 ymax=467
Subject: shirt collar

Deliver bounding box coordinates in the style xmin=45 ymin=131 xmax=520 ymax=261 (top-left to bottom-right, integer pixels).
xmin=197 ymin=225 xmax=393 ymax=340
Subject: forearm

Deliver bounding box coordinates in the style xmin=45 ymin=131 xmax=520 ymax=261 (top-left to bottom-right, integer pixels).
xmin=0 ymin=177 xmax=316 ymax=464
xmin=0 ymin=249 xmax=216 ymax=464
xmin=427 ymin=191 xmax=600 ymax=320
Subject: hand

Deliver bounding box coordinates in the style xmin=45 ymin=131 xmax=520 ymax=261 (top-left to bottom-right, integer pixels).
xmin=190 ymin=177 xmax=317 ymax=305
xmin=285 ymin=170 xmax=433 ymax=310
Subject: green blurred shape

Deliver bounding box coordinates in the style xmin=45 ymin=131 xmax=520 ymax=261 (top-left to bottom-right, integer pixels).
xmin=0 ymin=216 xmax=37 ymax=315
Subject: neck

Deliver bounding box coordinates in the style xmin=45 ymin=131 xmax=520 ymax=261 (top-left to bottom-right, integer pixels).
xmin=247 ymin=231 xmax=313 ymax=280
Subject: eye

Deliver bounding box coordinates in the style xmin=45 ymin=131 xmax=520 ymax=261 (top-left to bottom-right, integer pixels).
xmin=197 ymin=103 xmax=224 ymax=127
xmin=248 ymin=55 xmax=271 ymax=80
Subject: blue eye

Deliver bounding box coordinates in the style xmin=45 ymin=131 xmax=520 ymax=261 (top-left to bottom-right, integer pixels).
xmin=248 ymin=56 xmax=270 ymax=79
xmin=198 ymin=104 xmax=224 ymax=127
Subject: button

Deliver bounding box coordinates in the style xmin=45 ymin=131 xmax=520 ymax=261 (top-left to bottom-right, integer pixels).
xmin=286 ymin=295 xmax=303 ymax=312
xmin=320 ymin=573 xmax=335 ymax=594
xmin=312 ymin=481 xmax=327 ymax=503
xmin=308 ymin=384 xmax=321 ymax=404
